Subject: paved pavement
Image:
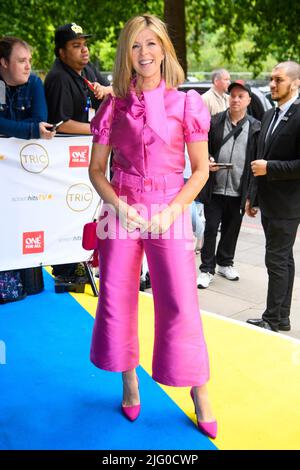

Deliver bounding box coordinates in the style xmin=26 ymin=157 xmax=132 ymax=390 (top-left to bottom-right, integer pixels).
xmin=194 ymin=213 xmax=300 ymax=340
xmin=144 ymin=212 xmax=300 ymax=340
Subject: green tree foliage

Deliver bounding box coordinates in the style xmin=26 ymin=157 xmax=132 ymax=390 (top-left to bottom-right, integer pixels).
xmin=187 ymin=25 xmax=277 ymax=78
xmin=0 ymin=0 xmax=299 ymax=76
xmin=0 ymin=0 xmax=162 ymax=71
xmin=186 ymin=0 xmax=300 ymax=75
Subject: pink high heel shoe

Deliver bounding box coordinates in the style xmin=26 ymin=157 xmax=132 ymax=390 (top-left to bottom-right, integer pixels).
xmin=121 ymin=375 xmax=140 ymax=421
xmin=190 ymin=388 xmax=217 ymax=439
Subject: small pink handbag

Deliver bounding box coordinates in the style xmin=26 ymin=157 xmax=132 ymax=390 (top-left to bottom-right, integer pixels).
xmin=82 ymin=98 xmax=114 ymax=251
xmin=82 ymin=220 xmax=98 ymax=250
xmin=82 ymin=198 xmax=102 ymax=251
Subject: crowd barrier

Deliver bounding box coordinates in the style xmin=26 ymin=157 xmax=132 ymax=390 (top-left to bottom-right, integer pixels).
xmin=0 ymin=135 xmax=99 ymax=271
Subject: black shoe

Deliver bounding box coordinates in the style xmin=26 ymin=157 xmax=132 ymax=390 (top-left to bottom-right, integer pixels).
xmin=54 ymin=275 xmax=76 ymax=283
xmin=246 ymin=318 xmax=278 ymax=332
xmin=140 ymin=272 xmax=151 ymax=291
xmin=145 ymin=272 xmax=151 ymax=289
xmin=278 ymin=320 xmax=291 ymax=331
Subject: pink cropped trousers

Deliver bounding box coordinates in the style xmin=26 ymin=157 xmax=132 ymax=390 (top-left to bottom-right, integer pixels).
xmin=90 ymin=170 xmax=210 ymax=387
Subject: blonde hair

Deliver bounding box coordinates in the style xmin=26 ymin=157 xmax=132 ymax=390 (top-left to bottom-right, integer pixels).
xmin=113 ymin=14 xmax=185 ymax=98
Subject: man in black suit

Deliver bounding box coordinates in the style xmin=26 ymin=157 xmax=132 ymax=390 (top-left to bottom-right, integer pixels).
xmin=246 ymin=61 xmax=300 ymax=332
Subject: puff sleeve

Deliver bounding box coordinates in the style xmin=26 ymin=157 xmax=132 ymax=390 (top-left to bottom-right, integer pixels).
xmin=90 ymin=94 xmax=114 ymax=145
xmin=183 ymin=89 xmax=210 ymax=143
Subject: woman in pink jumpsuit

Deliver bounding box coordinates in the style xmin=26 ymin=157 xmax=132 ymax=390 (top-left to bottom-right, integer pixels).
xmin=89 ymin=14 xmax=217 ymax=438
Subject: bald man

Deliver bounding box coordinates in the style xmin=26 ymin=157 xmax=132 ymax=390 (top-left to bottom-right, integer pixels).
xmin=246 ymin=61 xmax=300 ymax=332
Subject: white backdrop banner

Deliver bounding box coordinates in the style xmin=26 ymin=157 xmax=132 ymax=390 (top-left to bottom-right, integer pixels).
xmin=0 ymin=136 xmax=100 ymax=270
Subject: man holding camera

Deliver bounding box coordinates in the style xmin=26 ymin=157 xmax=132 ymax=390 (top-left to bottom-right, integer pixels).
xmin=197 ymin=81 xmax=261 ymax=289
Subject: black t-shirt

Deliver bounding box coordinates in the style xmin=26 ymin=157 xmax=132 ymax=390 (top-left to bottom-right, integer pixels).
xmin=44 ymin=58 xmax=110 ymax=124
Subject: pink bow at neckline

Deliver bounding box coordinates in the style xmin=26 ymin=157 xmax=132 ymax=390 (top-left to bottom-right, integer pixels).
xmin=127 ymin=79 xmax=170 ymax=146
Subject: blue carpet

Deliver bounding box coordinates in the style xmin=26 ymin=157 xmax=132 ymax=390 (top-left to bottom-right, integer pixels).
xmin=0 ymin=270 xmax=216 ymax=450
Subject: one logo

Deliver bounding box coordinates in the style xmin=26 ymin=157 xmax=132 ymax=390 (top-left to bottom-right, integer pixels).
xmin=69 ymin=145 xmax=89 ymax=167
xmin=20 ymin=143 xmax=49 ymax=173
xmin=66 ymin=183 xmax=93 ymax=212
xmin=23 ymin=231 xmax=44 ymax=254
xmin=0 ymin=154 xmax=5 ymax=160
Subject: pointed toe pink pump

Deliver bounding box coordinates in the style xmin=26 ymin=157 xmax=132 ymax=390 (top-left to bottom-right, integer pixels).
xmin=121 ymin=403 xmax=141 ymax=421
xmin=190 ymin=388 xmax=217 ymax=439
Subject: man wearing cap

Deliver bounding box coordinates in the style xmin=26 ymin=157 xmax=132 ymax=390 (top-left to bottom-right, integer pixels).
xmin=246 ymin=61 xmax=300 ymax=332
xmin=44 ymin=22 xmax=112 ymax=134
xmin=197 ymin=81 xmax=261 ymax=289
xmin=202 ymin=69 xmax=231 ymax=116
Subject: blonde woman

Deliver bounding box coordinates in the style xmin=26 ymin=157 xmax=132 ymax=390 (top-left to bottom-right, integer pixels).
xmin=89 ymin=14 xmax=217 ymax=438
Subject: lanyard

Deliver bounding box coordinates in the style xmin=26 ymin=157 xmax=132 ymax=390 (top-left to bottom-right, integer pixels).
xmin=84 ymin=95 xmax=91 ymax=113
xmin=82 ymin=75 xmax=96 ymax=113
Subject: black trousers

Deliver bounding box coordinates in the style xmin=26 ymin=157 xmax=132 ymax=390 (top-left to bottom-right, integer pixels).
xmin=200 ymin=194 xmax=243 ymax=274
xmin=261 ymin=215 xmax=300 ymax=328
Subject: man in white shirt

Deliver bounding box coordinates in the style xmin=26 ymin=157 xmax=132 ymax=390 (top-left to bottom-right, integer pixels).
xmin=202 ymin=69 xmax=231 ymax=115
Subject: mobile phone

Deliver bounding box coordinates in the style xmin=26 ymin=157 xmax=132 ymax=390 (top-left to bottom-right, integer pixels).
xmin=212 ymin=162 xmax=233 ymax=169
xmin=49 ymin=120 xmax=64 ymax=132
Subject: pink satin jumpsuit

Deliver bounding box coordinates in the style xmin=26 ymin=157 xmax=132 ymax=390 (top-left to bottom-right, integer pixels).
xmin=90 ymin=80 xmax=211 ymax=387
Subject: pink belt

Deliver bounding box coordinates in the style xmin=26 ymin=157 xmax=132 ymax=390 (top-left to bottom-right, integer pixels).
xmin=111 ymin=168 xmax=184 ymax=192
